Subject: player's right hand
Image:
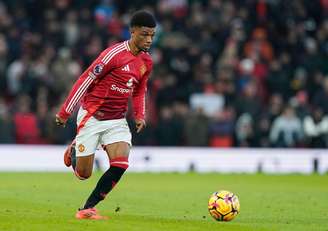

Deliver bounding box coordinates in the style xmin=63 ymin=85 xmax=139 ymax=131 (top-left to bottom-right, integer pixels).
xmin=135 ymin=119 xmax=146 ymax=133
xmin=55 ymin=115 xmax=66 ymax=127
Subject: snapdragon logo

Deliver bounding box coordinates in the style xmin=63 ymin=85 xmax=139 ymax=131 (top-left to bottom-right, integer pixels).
xmin=111 ymin=84 xmax=130 ymax=94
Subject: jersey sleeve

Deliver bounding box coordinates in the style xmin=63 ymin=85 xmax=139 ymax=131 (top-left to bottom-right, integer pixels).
xmin=132 ymin=61 xmax=153 ymax=121
xmin=56 ymin=45 xmax=120 ymax=121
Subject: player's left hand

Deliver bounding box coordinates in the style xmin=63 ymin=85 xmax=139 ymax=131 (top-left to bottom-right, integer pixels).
xmin=55 ymin=115 xmax=67 ymax=127
xmin=135 ymin=119 xmax=146 ymax=133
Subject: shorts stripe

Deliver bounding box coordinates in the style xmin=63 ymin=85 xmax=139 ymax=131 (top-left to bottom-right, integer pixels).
xmin=76 ymin=97 xmax=105 ymax=134
xmin=76 ymin=112 xmax=94 ymax=134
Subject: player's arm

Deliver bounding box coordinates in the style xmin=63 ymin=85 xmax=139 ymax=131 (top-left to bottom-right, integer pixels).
xmin=132 ymin=63 xmax=152 ymax=133
xmin=56 ymin=47 xmax=118 ymax=126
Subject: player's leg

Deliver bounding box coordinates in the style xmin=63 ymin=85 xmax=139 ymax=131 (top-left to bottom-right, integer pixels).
xmin=81 ymin=119 xmax=131 ymax=209
xmin=73 ymin=132 xmax=100 ymax=179
xmin=64 ymin=107 xmax=93 ymax=169
xmin=74 ymin=126 xmax=108 ymax=219
xmin=72 ymin=108 xmax=101 ymax=179
xmin=82 ymin=142 xmax=130 ymax=209
xmin=71 ymin=142 xmax=107 ymax=219
xmin=65 ymin=145 xmax=96 ymax=179
xmin=75 ymin=150 xmax=109 ymax=220
xmin=74 ymin=155 xmax=95 ymax=180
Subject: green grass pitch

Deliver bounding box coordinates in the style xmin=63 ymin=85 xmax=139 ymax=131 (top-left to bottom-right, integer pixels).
xmin=0 ymin=172 xmax=327 ymax=231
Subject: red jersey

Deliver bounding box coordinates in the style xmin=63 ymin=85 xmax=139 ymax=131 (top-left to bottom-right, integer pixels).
xmin=57 ymin=41 xmax=153 ymax=121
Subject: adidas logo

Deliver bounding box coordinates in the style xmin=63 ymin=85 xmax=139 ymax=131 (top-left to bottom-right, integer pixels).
xmin=121 ymin=64 xmax=130 ymax=72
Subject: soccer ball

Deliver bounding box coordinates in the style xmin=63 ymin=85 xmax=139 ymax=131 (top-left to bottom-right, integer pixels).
xmin=208 ymin=190 xmax=240 ymax=221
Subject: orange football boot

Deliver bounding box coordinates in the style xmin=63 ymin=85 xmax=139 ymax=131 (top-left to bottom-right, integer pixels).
xmin=64 ymin=141 xmax=76 ymax=167
xmin=75 ymin=208 xmax=108 ymax=220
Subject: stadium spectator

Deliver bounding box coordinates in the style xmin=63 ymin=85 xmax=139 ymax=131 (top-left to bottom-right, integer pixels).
xmin=155 ymin=106 xmax=183 ymax=146
xmin=235 ymin=80 xmax=262 ymax=120
xmin=234 ymin=113 xmax=257 ymax=147
xmin=254 ymin=114 xmax=271 ymax=147
xmin=208 ymin=106 xmax=235 ymax=147
xmin=313 ymin=77 xmax=328 ymax=114
xmin=13 ymin=94 xmax=41 ymax=144
xmin=269 ymin=106 xmax=303 ymax=148
xmin=184 ymin=108 xmax=209 ymax=146
xmin=303 ymin=107 xmax=328 ymax=148
xmin=0 ymin=97 xmax=14 ymax=143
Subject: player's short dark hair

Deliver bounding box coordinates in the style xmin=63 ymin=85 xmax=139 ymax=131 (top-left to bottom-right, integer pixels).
xmin=130 ymin=10 xmax=156 ymax=28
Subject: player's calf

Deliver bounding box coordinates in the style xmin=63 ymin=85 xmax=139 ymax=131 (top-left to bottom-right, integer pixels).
xmin=74 ymin=155 xmax=95 ymax=180
xmin=74 ymin=165 xmax=93 ymax=180
xmin=82 ymin=156 xmax=129 ymax=209
xmin=74 ymin=169 xmax=90 ymax=180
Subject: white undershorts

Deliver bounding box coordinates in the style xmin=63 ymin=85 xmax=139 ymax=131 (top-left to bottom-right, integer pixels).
xmin=75 ymin=108 xmax=132 ymax=157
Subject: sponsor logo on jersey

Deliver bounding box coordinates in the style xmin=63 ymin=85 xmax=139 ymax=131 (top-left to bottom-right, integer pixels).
xmin=78 ymin=144 xmax=85 ymax=152
xmin=111 ymin=84 xmax=131 ymax=94
xmin=93 ymin=63 xmax=104 ymax=75
xmin=126 ymin=78 xmax=133 ymax=88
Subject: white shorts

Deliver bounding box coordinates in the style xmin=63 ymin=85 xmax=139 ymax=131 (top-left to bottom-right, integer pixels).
xmin=75 ymin=108 xmax=132 ymax=157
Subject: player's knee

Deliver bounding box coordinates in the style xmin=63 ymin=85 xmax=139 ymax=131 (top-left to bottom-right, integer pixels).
xmin=74 ymin=169 xmax=92 ymax=180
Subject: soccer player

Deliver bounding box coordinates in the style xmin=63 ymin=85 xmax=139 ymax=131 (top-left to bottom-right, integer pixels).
xmin=55 ymin=11 xmax=156 ymax=220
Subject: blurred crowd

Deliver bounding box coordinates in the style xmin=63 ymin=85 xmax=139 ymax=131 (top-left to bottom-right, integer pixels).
xmin=0 ymin=0 xmax=328 ymax=148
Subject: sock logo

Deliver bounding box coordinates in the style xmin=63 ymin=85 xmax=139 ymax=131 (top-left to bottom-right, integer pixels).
xmin=100 ymin=192 xmax=107 ymax=199
xmin=111 ymin=181 xmax=117 ymax=188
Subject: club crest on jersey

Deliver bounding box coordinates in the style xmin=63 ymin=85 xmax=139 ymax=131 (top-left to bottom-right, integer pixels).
xmin=126 ymin=78 xmax=133 ymax=88
xmin=78 ymin=144 xmax=85 ymax=152
xmin=93 ymin=63 xmax=104 ymax=75
xmin=140 ymin=64 xmax=146 ymax=76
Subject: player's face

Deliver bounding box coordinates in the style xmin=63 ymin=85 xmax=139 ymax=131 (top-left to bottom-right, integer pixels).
xmin=131 ymin=26 xmax=156 ymax=52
